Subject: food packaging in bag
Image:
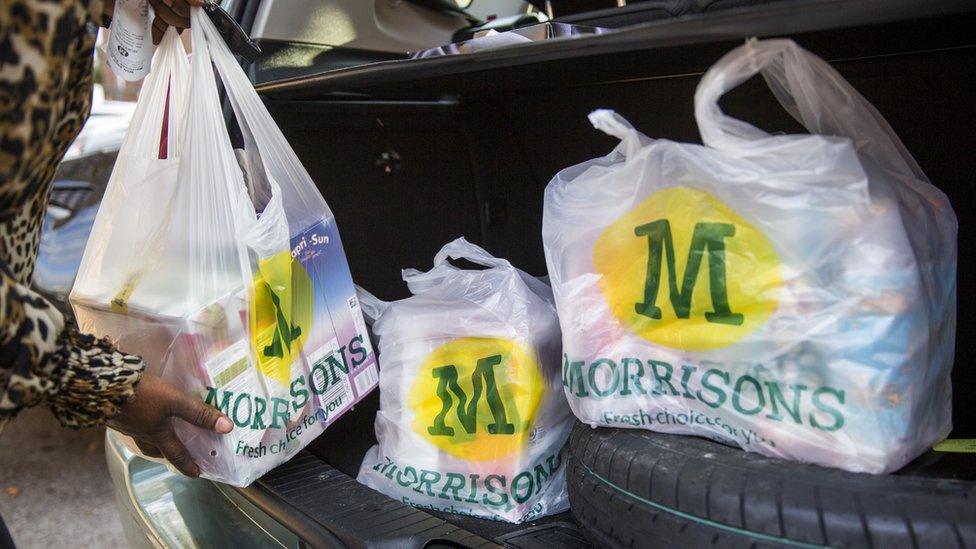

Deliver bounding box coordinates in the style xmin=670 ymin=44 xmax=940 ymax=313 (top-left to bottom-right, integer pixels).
xmin=542 ymin=39 xmax=957 ymax=474
xmin=356 ymin=239 xmax=573 ymax=523
xmin=70 ymin=16 xmax=376 ymax=487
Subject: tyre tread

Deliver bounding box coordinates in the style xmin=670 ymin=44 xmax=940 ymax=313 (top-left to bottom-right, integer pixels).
xmin=567 ymin=423 xmax=976 ymax=549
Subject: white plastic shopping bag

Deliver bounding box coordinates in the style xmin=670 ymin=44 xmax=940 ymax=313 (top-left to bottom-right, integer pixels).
xmin=357 ymin=238 xmax=573 ymax=523
xmin=72 ymin=11 xmax=377 ymax=486
xmin=542 ymin=39 xmax=957 ymax=474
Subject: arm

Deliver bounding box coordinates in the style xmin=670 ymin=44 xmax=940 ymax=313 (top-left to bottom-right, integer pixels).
xmin=0 ymin=264 xmax=232 ymax=476
xmin=0 ymin=265 xmax=140 ymax=429
xmin=0 ymin=0 xmax=228 ymax=477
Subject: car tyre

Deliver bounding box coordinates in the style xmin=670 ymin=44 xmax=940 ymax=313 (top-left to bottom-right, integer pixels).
xmin=566 ymin=422 xmax=976 ymax=548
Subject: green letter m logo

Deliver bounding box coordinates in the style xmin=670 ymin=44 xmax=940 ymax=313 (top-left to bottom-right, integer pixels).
xmin=428 ymin=354 xmax=516 ymax=437
xmin=634 ymin=219 xmax=743 ymax=326
xmin=263 ymin=288 xmax=302 ymax=359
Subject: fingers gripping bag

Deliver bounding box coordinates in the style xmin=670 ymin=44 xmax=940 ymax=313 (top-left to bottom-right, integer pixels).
xmin=356 ymin=238 xmax=573 ymax=523
xmin=542 ymin=39 xmax=957 ymax=474
xmin=71 ymin=11 xmax=377 ymax=487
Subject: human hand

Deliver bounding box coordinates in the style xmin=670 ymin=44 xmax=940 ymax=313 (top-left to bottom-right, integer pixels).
xmin=149 ymin=0 xmax=207 ymax=44
xmin=101 ymin=0 xmax=209 ymax=44
xmin=107 ymin=374 xmax=233 ymax=477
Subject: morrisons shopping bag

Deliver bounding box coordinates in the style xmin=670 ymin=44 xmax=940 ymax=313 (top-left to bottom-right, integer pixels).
xmin=356 ymin=239 xmax=573 ymax=523
xmin=542 ymin=39 xmax=957 ymax=474
xmin=71 ymin=11 xmax=377 ymax=487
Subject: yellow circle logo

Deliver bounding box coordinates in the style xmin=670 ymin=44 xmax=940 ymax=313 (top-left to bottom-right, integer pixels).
xmin=408 ymin=337 xmax=544 ymax=461
xmin=593 ymin=187 xmax=780 ymax=351
xmin=249 ymin=251 xmax=314 ymax=385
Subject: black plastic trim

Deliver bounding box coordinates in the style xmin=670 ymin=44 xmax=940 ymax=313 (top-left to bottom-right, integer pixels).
xmin=235 ymin=466 xmax=347 ymax=548
xmin=494 ymin=522 xmax=591 ymax=548
xmin=236 ymin=453 xmax=498 ymax=549
xmin=248 ymin=40 xmax=406 ymax=86
xmin=254 ymin=0 xmax=974 ymax=97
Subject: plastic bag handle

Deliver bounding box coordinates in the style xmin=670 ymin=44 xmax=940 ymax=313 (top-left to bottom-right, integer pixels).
xmin=187 ymin=8 xmax=291 ymax=259
xmin=401 ymin=238 xmax=511 ymax=295
xmin=103 ymin=28 xmax=190 ymax=311
xmin=694 ymin=38 xmax=929 ymax=185
xmin=190 ymin=8 xmax=329 ymax=223
xmin=120 ymin=28 xmax=188 ymax=158
xmin=588 ymin=109 xmax=643 ymax=158
xmin=432 ymin=237 xmax=512 ymax=269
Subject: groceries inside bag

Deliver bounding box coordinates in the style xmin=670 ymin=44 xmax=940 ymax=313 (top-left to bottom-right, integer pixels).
xmin=542 ymin=39 xmax=957 ymax=474
xmin=356 ymin=239 xmax=573 ymax=523
xmin=71 ymin=14 xmax=376 ymax=487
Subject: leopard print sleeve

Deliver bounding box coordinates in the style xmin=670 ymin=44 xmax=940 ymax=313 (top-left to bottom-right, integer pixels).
xmin=0 ymin=0 xmax=144 ymax=430
xmin=0 ymin=266 xmax=144 ymax=428
xmin=47 ymin=326 xmax=144 ymax=428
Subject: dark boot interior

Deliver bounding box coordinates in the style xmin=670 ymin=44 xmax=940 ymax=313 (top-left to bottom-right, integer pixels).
xmin=230 ymin=1 xmax=976 ymax=545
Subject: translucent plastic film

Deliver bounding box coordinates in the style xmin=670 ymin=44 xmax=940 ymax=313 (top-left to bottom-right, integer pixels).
xmin=356 ymin=238 xmax=573 ymax=522
xmin=542 ymin=39 xmax=957 ymax=474
xmin=72 ymin=10 xmax=376 ymax=487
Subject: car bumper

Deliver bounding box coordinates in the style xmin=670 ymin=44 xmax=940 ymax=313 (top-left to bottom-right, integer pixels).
xmin=104 ymin=429 xmax=302 ymax=548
